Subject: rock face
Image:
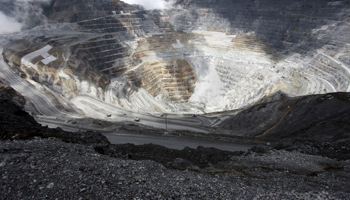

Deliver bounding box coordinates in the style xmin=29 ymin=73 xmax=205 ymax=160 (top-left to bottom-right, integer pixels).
xmin=0 ymin=79 xmax=109 ymax=146
xmin=2 ymin=0 xmax=350 ymax=114
xmin=220 ymin=92 xmax=350 ymax=140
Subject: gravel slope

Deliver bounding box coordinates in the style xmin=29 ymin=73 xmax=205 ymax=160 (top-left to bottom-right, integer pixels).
xmin=1 ymin=137 xmax=349 ymax=199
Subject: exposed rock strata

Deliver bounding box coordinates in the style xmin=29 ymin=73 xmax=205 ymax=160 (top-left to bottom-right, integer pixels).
xmin=2 ymin=0 xmax=350 ymax=114
xmin=0 ymin=80 xmax=109 ymax=146
xmin=0 ymin=82 xmax=350 ymax=199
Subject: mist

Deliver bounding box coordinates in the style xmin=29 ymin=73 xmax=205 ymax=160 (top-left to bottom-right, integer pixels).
xmin=0 ymin=0 xmax=52 ymax=34
xmin=121 ymin=0 xmax=177 ymax=10
xmin=0 ymin=12 xmax=22 ymax=34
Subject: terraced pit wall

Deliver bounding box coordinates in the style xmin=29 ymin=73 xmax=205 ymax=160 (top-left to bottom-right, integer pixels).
xmin=2 ymin=0 xmax=350 ymax=114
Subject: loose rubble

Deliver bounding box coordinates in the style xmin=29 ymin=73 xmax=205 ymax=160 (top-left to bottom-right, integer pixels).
xmin=1 ymin=137 xmax=350 ymax=199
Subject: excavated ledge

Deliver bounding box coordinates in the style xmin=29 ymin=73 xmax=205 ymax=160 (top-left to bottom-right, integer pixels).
xmin=1 ymin=80 xmax=350 ymax=199
xmin=3 ymin=0 xmax=350 ymax=115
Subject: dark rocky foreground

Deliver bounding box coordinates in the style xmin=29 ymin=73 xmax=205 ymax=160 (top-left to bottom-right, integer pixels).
xmin=1 ymin=81 xmax=350 ymax=199
xmin=2 ymin=137 xmax=350 ymax=199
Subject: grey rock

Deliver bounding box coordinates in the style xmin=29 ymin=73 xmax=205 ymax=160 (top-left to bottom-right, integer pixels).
xmin=46 ymin=183 xmax=54 ymax=189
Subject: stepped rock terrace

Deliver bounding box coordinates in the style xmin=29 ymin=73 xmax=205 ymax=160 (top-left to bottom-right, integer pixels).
xmin=2 ymin=0 xmax=350 ymax=115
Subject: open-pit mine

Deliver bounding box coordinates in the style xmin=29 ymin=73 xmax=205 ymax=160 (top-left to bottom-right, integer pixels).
xmin=1 ymin=0 xmax=350 ymax=136
xmin=1 ymin=1 xmax=350 ymax=199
